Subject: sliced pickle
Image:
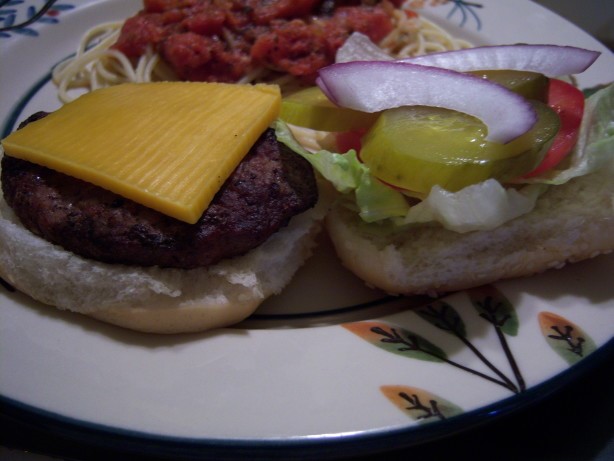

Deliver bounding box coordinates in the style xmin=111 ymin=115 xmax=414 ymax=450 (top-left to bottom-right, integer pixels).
xmin=468 ymin=70 xmax=549 ymax=101
xmin=360 ymin=101 xmax=559 ymax=194
xmin=280 ymin=86 xmax=379 ymax=132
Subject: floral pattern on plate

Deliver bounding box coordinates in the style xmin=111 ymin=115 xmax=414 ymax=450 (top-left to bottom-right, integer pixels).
xmin=344 ymin=285 xmax=599 ymax=420
xmin=408 ymin=0 xmax=484 ymax=30
xmin=0 ymin=1 xmax=74 ymax=38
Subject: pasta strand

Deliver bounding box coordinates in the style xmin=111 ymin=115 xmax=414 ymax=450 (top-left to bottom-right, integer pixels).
xmin=52 ymin=9 xmax=471 ymax=103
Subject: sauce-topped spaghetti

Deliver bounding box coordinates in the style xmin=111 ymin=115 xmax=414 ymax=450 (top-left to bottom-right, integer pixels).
xmin=53 ymin=0 xmax=471 ymax=103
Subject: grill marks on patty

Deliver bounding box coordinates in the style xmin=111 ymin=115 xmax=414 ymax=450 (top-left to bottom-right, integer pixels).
xmin=1 ymin=113 xmax=318 ymax=269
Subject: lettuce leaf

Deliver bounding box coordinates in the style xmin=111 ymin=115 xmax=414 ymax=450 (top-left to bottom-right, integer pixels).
xmin=274 ymin=120 xmax=409 ymax=222
xmin=275 ymin=83 xmax=612 ymax=232
xmin=398 ymin=181 xmax=547 ymax=232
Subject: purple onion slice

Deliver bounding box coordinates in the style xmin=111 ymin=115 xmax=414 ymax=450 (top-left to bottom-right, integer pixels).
xmin=317 ymin=61 xmax=538 ymax=144
xmin=336 ymin=33 xmax=600 ymax=77
xmin=400 ymin=44 xmax=600 ymax=77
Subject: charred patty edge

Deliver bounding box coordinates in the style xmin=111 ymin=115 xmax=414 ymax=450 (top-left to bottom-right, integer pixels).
xmin=1 ymin=113 xmax=318 ymax=269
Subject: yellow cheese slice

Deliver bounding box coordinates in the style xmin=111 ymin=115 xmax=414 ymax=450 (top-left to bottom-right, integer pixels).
xmin=1 ymin=82 xmax=281 ymax=224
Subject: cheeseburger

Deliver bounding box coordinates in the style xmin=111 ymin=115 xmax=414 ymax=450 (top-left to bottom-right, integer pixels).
xmin=0 ymin=82 xmax=327 ymax=334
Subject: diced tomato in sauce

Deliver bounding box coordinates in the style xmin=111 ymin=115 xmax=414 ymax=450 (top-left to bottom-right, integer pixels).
xmin=160 ymin=33 xmax=251 ymax=81
xmin=251 ymin=6 xmax=393 ymax=81
xmin=113 ymin=15 xmax=167 ymax=58
xmin=252 ymin=0 xmax=321 ymax=24
xmin=250 ymin=20 xmax=331 ymax=82
xmin=143 ymin=0 xmax=199 ymax=13
xmin=113 ymin=0 xmax=397 ymax=83
xmin=323 ymin=6 xmax=394 ymax=55
xmin=182 ymin=9 xmax=226 ymax=36
xmin=332 ymin=6 xmax=394 ymax=42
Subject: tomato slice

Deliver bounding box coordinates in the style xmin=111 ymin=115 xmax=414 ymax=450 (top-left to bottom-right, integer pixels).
xmin=335 ymin=127 xmax=368 ymax=153
xmin=523 ymin=78 xmax=584 ymax=177
xmin=335 ymin=78 xmax=583 ymax=183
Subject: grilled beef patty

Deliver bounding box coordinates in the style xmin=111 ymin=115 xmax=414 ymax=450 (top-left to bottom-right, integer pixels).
xmin=1 ymin=112 xmax=318 ymax=269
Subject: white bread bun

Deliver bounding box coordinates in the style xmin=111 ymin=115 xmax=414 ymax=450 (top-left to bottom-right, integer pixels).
xmin=326 ymin=160 xmax=614 ymax=295
xmin=0 ymin=191 xmax=329 ymax=334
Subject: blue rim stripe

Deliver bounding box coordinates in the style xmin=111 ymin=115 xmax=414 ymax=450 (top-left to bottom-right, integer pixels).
xmin=1 ymin=67 xmax=53 ymax=138
xmin=2 ymin=337 xmax=612 ymax=460
xmin=248 ymin=295 xmax=408 ymax=320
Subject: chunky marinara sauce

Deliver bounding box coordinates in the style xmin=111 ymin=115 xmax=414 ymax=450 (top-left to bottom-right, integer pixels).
xmin=113 ymin=0 xmax=402 ymax=83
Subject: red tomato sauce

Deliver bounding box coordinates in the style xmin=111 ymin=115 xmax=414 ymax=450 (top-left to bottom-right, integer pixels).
xmin=113 ymin=0 xmax=401 ymax=83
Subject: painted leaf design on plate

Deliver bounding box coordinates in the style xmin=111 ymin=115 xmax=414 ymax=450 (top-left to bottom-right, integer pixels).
xmin=446 ymin=0 xmax=484 ymax=30
xmin=416 ymin=296 xmax=523 ymax=393
xmin=381 ymin=385 xmax=463 ymax=422
xmin=467 ymin=285 xmax=519 ymax=336
xmin=0 ymin=2 xmax=74 ymax=38
xmin=343 ymin=319 xmax=522 ymax=392
xmin=343 ymin=321 xmax=446 ymax=363
xmin=538 ymin=312 xmax=597 ymax=364
xmin=467 ymin=285 xmax=526 ymax=391
xmin=415 ymin=299 xmax=466 ymax=337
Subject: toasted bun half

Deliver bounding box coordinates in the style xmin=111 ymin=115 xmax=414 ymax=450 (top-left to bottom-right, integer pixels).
xmin=326 ymin=161 xmax=614 ymax=295
xmin=0 ymin=192 xmax=329 ymax=334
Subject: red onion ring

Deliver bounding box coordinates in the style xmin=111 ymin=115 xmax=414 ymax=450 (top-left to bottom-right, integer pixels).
xmin=317 ymin=61 xmax=538 ymax=144
xmin=400 ymin=44 xmax=600 ymax=77
xmin=336 ymin=34 xmax=600 ymax=77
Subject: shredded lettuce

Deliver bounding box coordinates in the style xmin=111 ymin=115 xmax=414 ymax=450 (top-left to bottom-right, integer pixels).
xmin=275 ymin=83 xmax=613 ymax=232
xmin=398 ymin=181 xmax=547 ymax=232
xmin=274 ymin=120 xmax=409 ymax=222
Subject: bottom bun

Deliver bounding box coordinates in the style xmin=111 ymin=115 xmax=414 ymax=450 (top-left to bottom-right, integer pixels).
xmin=326 ymin=162 xmax=614 ymax=296
xmin=0 ymin=195 xmax=328 ymax=334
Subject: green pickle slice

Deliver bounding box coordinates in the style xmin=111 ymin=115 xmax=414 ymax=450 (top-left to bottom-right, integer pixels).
xmin=280 ymin=86 xmax=379 ymax=132
xmin=360 ymin=101 xmax=559 ymax=194
xmin=468 ymin=70 xmax=549 ymax=101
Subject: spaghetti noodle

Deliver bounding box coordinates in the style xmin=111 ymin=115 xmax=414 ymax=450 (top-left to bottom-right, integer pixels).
xmin=53 ymin=5 xmax=471 ymax=104
xmin=380 ymin=9 xmax=472 ymax=56
xmin=53 ymin=22 xmax=165 ymax=103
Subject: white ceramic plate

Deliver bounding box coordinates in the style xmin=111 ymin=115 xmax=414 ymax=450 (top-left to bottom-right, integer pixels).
xmin=1 ymin=1 xmax=613 ymax=459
